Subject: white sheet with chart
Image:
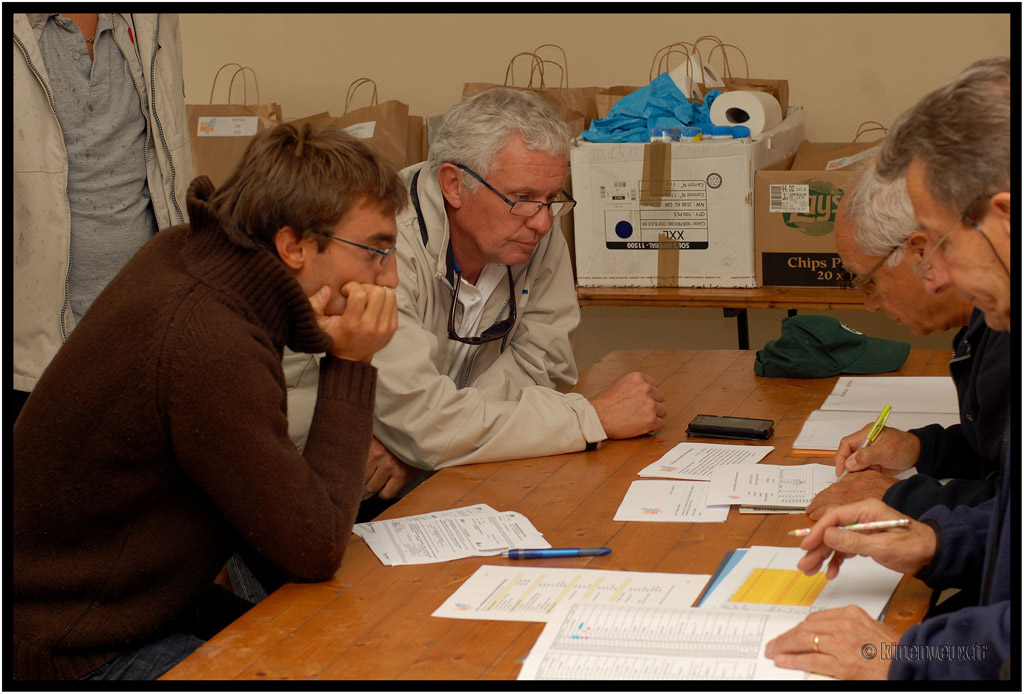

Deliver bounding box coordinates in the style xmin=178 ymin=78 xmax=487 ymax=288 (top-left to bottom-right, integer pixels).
xmin=517 ymin=602 xmax=807 ymax=680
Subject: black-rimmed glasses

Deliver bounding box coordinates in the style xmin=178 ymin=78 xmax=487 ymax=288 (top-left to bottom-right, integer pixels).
xmin=452 ymin=163 xmax=576 ymax=218
xmin=326 ymin=234 xmax=396 ymax=266
xmin=447 ymin=265 xmax=517 ymax=345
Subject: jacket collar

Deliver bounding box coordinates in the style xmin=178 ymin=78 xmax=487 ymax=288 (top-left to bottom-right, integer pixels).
xmin=406 ymin=162 xmax=460 ymax=286
xmin=181 ymin=176 xmax=333 ymax=356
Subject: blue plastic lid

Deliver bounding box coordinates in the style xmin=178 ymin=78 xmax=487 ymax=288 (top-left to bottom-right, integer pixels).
xmin=712 ymin=125 xmax=734 ymax=138
xmin=732 ymin=125 xmax=751 ymax=138
xmin=680 ymin=126 xmax=702 ymax=139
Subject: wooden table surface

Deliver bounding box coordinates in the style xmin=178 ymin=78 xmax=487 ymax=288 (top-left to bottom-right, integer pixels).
xmin=163 ymin=349 xmax=950 ymax=681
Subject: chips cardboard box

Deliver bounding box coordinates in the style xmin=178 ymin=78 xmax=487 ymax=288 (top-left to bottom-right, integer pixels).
xmin=754 ymin=138 xmax=883 ymax=287
xmin=571 ymin=108 xmax=805 ymax=288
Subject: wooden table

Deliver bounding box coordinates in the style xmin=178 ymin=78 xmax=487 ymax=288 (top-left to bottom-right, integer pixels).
xmin=164 ymin=349 xmax=949 ymax=681
xmin=577 ymin=286 xmax=866 ymax=349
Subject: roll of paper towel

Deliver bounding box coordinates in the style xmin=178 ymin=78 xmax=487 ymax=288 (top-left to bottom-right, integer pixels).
xmin=710 ymin=90 xmax=783 ymax=137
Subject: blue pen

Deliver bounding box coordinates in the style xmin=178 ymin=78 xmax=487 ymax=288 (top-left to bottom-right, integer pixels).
xmin=500 ymin=548 xmax=611 ymax=559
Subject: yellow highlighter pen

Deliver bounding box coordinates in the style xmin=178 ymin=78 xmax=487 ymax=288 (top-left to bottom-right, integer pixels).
xmin=855 ymin=404 xmax=892 ymax=453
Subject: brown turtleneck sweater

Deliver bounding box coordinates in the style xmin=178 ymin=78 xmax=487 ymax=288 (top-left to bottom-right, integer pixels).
xmin=14 ymin=177 xmax=374 ymax=680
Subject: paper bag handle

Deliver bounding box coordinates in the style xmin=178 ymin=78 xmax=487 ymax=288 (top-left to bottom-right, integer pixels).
xmin=504 ymin=52 xmax=546 ymax=89
xmin=692 ymin=36 xmax=750 ymax=81
xmin=344 ymin=78 xmax=379 ymax=113
xmin=532 ymin=59 xmax=566 ymax=89
xmin=650 ymin=42 xmax=697 ymax=82
xmin=227 ymin=66 xmax=260 ymax=105
xmin=853 ymin=121 xmax=888 ymax=142
xmin=209 ymin=63 xmax=261 ymax=105
xmin=534 ymin=44 xmax=570 ymax=87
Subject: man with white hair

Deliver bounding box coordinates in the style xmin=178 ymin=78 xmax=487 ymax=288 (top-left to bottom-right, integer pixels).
xmin=806 ymin=164 xmax=1010 ymax=521
xmin=766 ymin=56 xmax=1011 ymax=680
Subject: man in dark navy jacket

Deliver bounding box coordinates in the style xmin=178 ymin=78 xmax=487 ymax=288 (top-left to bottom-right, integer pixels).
xmin=765 ymin=56 xmax=1012 ymax=680
xmin=807 ymin=163 xmax=1010 ymax=521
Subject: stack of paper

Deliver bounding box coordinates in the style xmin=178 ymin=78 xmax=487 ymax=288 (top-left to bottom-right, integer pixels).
xmin=792 ymin=376 xmax=960 ymax=456
xmin=513 ymin=545 xmax=904 ymax=680
xmin=706 ymin=463 xmax=838 ymax=511
xmin=614 ymin=442 xmax=775 ymax=523
xmin=432 ymin=565 xmax=710 ymax=622
xmin=352 ymin=504 xmax=549 ymax=565
xmin=697 ymin=546 xmax=903 ymax=619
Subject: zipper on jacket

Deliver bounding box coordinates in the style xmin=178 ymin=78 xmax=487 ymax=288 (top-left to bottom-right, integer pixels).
xmin=15 ymin=32 xmax=75 ymax=342
xmin=143 ymin=15 xmax=186 ymax=226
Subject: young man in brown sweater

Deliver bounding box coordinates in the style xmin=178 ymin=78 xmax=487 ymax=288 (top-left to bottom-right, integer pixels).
xmin=13 ymin=124 xmax=407 ymax=680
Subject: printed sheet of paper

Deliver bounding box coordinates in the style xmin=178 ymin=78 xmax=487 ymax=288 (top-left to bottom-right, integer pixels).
xmin=698 ymin=545 xmax=903 ymax=618
xmin=637 ymin=442 xmax=775 ymax=481
xmin=793 ymin=409 xmax=961 ymax=453
xmin=821 ymin=376 xmax=958 ymax=414
xmin=433 ymin=565 xmax=710 ymax=622
xmin=706 ymin=464 xmax=838 ymax=509
xmin=352 ymin=504 xmax=549 ymax=566
xmin=614 ymin=480 xmax=729 ymax=523
xmin=517 ymin=602 xmax=807 ymax=680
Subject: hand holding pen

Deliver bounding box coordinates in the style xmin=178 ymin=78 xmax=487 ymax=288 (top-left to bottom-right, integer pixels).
xmin=833 ymin=405 xmax=920 ymax=476
xmin=793 ymin=498 xmax=936 ymax=580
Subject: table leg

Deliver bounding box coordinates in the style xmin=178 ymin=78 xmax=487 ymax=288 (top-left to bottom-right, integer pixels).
xmin=722 ymin=308 xmax=750 ymax=350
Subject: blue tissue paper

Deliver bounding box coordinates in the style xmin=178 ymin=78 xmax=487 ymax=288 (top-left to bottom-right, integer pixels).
xmin=582 ymin=72 xmax=722 ymax=143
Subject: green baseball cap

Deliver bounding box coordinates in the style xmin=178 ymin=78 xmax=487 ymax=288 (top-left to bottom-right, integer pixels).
xmin=754 ymin=315 xmax=911 ymax=378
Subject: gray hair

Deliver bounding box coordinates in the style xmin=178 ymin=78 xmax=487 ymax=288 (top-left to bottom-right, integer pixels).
xmin=843 ymin=163 xmax=917 ymax=267
xmin=876 ymin=56 xmax=1010 ymax=219
xmin=427 ymin=87 xmax=570 ymax=189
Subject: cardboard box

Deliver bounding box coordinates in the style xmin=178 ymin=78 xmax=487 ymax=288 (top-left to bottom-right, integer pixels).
xmin=570 ymin=108 xmax=805 ymax=288
xmin=754 ymin=139 xmax=883 ymax=287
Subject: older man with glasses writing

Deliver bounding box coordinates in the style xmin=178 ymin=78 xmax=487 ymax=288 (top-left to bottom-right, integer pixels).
xmin=287 ymin=87 xmax=666 ymax=508
xmin=806 ymin=163 xmax=1010 ymax=525
xmin=765 ymin=56 xmax=1011 ymax=681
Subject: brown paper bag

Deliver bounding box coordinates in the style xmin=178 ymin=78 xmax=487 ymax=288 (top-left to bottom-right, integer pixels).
xmin=186 ymin=64 xmax=283 ymax=189
xmin=463 ymin=51 xmax=587 ymax=137
xmin=692 ymin=37 xmax=791 ymax=114
xmin=335 ymin=78 xmax=414 ymax=171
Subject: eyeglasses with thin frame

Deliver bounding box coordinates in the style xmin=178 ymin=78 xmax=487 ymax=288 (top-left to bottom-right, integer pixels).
xmin=913 ymin=194 xmax=1002 ymax=281
xmin=849 ymin=244 xmax=901 ymax=293
xmin=451 ymin=163 xmax=576 ymax=218
xmin=447 ymin=265 xmax=517 ymax=345
xmin=326 ymin=234 xmax=397 ymax=266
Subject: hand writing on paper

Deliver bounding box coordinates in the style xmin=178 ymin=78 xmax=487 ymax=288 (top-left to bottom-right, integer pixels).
xmin=806 ymin=470 xmax=901 ymax=521
xmin=765 ymin=606 xmax=896 ymax=679
xmin=364 ymin=436 xmax=416 ymax=500
xmin=796 ymin=498 xmax=936 ymax=580
xmin=590 ymin=372 xmax=667 ymax=439
xmin=309 ymin=282 xmax=398 ymax=364
xmin=834 ymin=425 xmax=921 ymax=476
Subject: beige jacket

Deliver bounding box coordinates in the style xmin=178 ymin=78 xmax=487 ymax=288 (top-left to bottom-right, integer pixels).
xmin=285 ymin=162 xmax=606 ymax=470
xmin=375 ymin=162 xmax=605 ymax=469
xmin=13 ymin=13 xmax=192 ymax=392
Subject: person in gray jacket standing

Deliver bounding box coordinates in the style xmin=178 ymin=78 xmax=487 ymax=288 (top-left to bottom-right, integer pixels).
xmin=13 ymin=13 xmax=192 ymax=420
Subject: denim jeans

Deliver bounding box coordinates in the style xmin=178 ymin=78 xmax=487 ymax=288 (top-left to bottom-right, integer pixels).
xmin=80 ymin=632 xmax=205 ymax=680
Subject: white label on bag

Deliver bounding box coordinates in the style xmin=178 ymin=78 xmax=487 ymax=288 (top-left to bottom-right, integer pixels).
xmin=825 ymin=145 xmax=881 ymax=171
xmin=343 ymin=120 xmax=376 ymax=139
xmin=197 ymin=116 xmax=259 ymax=137
xmin=769 ymin=184 xmax=810 ymax=213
